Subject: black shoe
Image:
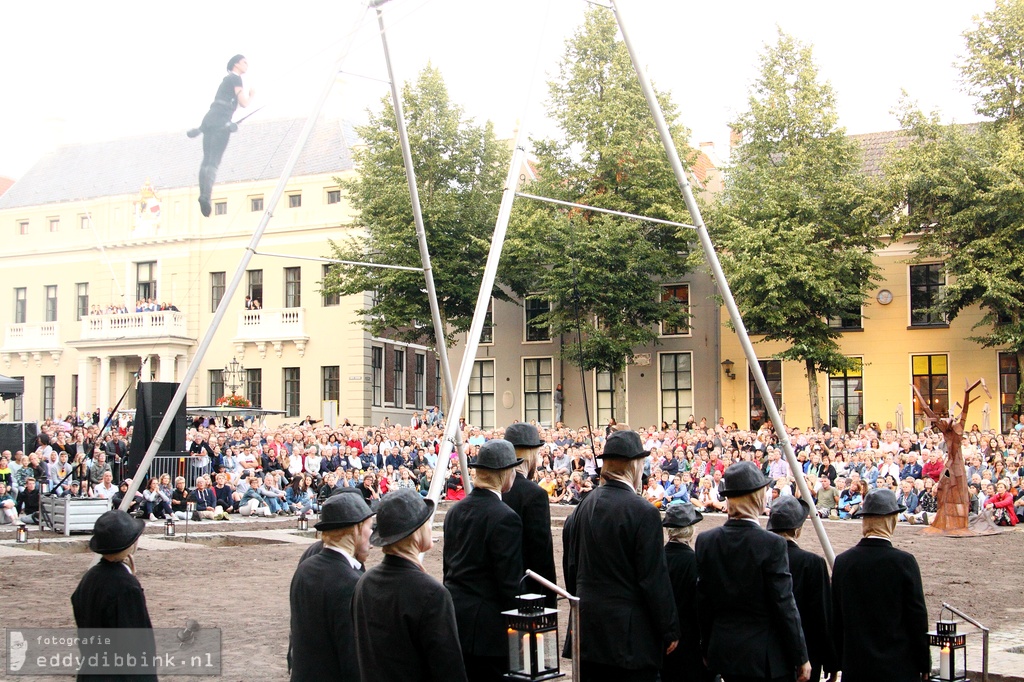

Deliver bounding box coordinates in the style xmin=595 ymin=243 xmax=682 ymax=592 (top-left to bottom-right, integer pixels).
xmin=226 ymin=121 xmax=238 ymax=133
xmin=199 ymin=197 xmax=211 ymax=217
xmin=186 ymin=127 xmax=202 ymax=138
xmin=192 ymin=511 xmax=201 ymax=521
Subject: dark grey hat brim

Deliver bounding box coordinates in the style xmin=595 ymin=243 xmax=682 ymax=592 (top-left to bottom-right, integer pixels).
xmin=315 ymin=510 xmax=374 ymax=532
xmin=89 ymin=516 xmax=146 ymax=555
xmin=467 ymin=457 xmax=524 ymax=470
xmin=853 ymin=504 xmax=906 ymax=518
xmin=663 ymin=510 xmax=703 ymax=528
xmin=370 ymin=497 xmax=435 ymax=547
xmin=601 ymin=450 xmax=649 ymax=460
xmin=719 ymin=479 xmax=774 ymax=498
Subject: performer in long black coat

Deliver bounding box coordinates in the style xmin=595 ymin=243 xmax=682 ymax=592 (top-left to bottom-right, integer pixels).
xmin=502 ymin=423 xmax=557 ymax=605
xmin=354 ymin=488 xmax=467 ymax=682
xmin=288 ymin=493 xmax=374 ymax=682
xmin=695 ymin=461 xmax=810 ymax=682
xmin=767 ymin=496 xmax=837 ymax=682
xmin=562 ymin=429 xmax=680 ymax=682
xmin=71 ymin=510 xmax=156 ymax=682
xmin=832 ymin=488 xmax=929 ymax=682
xmin=661 ymin=503 xmax=713 ymax=682
xmin=443 ymin=439 xmax=524 ymax=681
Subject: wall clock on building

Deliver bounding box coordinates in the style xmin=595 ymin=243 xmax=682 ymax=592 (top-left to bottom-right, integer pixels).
xmin=876 ymin=289 xmax=893 ymax=305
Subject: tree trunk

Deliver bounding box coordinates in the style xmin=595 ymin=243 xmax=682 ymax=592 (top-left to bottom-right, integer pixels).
xmin=806 ymin=359 xmax=822 ymax=429
xmin=615 ymin=370 xmax=627 ymax=426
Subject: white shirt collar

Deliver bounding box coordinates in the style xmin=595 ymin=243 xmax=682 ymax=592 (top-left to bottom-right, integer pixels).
xmin=324 ymin=545 xmax=362 ymax=571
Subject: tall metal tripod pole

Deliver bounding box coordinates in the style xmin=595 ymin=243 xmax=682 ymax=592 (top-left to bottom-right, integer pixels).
xmin=119 ymin=10 xmax=369 ymax=510
xmin=609 ymin=0 xmax=836 ymax=567
xmin=373 ymin=0 xmax=470 ymax=494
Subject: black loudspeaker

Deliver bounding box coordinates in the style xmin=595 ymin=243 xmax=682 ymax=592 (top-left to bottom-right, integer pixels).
xmin=128 ymin=382 xmax=186 ymax=478
xmin=0 ymin=422 xmax=39 ymax=456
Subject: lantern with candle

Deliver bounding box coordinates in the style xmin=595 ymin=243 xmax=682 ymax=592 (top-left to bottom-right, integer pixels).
xmin=503 ymin=592 xmax=562 ymax=681
xmin=928 ymin=617 xmax=967 ymax=682
xmin=15 ymin=524 xmax=28 ymax=543
xmin=164 ymin=517 xmax=176 ymax=538
xmin=297 ymin=515 xmax=309 ymax=532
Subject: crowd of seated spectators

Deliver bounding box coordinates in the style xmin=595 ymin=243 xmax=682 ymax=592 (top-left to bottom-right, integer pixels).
xmin=3 ymin=408 xmax=1023 ymax=529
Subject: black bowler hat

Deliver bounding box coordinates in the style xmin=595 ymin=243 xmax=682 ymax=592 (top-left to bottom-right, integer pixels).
xmin=719 ymin=461 xmax=773 ymax=498
xmin=505 ymin=423 xmax=543 ymax=448
xmin=663 ymin=502 xmax=703 ymax=528
xmin=767 ymin=496 xmax=810 ymax=531
xmin=853 ymin=488 xmax=906 ymax=518
xmin=601 ymin=430 xmax=648 ymax=459
xmin=315 ymin=492 xmax=374 ymax=531
xmin=468 ymin=439 xmax=522 ymax=470
xmin=89 ymin=509 xmax=146 ymax=555
xmin=370 ymin=488 xmax=435 ymax=547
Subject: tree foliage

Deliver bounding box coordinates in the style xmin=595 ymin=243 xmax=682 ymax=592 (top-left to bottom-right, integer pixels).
xmin=502 ymin=7 xmax=694 ymax=374
xmin=887 ymin=0 xmax=1024 ymax=412
xmin=959 ymin=0 xmax=1024 ymax=122
xmin=710 ymin=30 xmax=884 ymax=426
xmin=321 ymin=64 xmax=510 ymax=346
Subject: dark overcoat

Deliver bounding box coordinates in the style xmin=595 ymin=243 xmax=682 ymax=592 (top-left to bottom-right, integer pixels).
xmin=831 ymin=537 xmax=930 ymax=682
xmin=694 ymin=519 xmax=807 ymax=679
xmin=288 ymin=546 xmax=362 ymax=681
xmin=442 ymin=487 xmax=524 ymax=657
xmin=562 ymin=480 xmax=680 ymax=671
xmin=70 ymin=559 xmax=157 ymax=682
xmin=502 ymin=472 xmax=557 ymax=602
xmin=786 ymin=540 xmax=837 ymax=678
xmin=353 ymin=554 xmax=467 ymax=682
xmin=662 ymin=541 xmax=713 ymax=682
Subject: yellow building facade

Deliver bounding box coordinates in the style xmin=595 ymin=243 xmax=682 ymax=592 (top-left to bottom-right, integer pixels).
xmin=719 ymin=234 xmax=1015 ymax=434
xmin=0 ymin=118 xmax=441 ymax=429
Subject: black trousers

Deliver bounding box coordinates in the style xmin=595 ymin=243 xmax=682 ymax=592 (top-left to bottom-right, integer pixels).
xmin=723 ymin=675 xmax=793 ymax=682
xmin=198 ymin=110 xmax=232 ymax=202
xmin=581 ymin=661 xmax=658 ymax=682
xmin=463 ymin=654 xmax=505 ymax=682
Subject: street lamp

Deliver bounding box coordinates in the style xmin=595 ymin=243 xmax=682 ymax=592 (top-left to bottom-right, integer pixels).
xmin=222 ymin=357 xmax=246 ymax=396
xmin=721 ymin=359 xmax=736 ymax=380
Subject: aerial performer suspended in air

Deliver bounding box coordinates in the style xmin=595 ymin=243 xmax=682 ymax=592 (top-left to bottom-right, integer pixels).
xmin=187 ymin=54 xmax=256 ymax=217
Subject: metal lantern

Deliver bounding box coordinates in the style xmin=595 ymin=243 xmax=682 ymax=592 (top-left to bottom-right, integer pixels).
xmin=164 ymin=518 xmax=176 ymax=537
xmin=40 ymin=479 xmax=50 ymax=495
xmin=297 ymin=515 xmax=309 ymax=531
xmin=16 ymin=525 xmax=28 ymax=543
xmin=928 ymin=619 xmax=967 ymax=682
xmin=502 ymin=593 xmax=562 ymax=681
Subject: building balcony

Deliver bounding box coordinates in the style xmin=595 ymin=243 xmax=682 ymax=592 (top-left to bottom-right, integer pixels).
xmin=2 ymin=322 xmax=63 ymax=367
xmin=234 ymin=307 xmax=309 ymax=358
xmin=80 ymin=311 xmax=189 ymax=341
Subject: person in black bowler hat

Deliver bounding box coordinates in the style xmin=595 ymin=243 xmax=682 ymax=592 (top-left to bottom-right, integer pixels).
xmin=562 ymin=428 xmax=680 ymax=682
xmin=695 ymin=460 xmax=810 ymax=682
xmin=71 ymin=509 xmax=157 ymax=681
xmin=443 ymin=439 xmax=524 ymax=681
xmin=287 ymin=492 xmax=374 ymax=681
xmin=296 ymin=486 xmax=365 ymax=565
xmin=501 ymin=422 xmax=557 ymax=605
xmin=831 ymin=488 xmax=929 ymax=682
xmin=353 ymin=488 xmax=467 ymax=682
xmin=661 ymin=502 xmax=713 ymax=682
xmin=767 ymin=496 xmax=837 ymax=682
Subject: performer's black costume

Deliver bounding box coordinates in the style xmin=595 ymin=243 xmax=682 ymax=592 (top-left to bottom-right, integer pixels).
xmin=189 ymin=56 xmax=246 ymax=217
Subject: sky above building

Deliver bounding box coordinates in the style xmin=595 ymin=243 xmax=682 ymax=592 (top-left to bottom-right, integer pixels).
xmin=0 ymin=0 xmax=994 ymax=180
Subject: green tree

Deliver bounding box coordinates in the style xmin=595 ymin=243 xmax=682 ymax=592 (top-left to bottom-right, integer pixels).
xmin=959 ymin=0 xmax=1024 ymax=122
xmin=502 ymin=7 xmax=694 ymax=387
xmin=321 ymin=64 xmax=510 ymax=346
xmin=710 ymin=29 xmax=883 ymax=428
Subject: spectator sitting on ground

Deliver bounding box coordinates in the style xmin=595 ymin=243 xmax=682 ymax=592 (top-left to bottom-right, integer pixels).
xmin=815 ymin=473 xmax=839 ymax=516
xmin=259 ymin=474 xmax=290 ymax=515
xmin=15 ymin=477 xmax=40 ymax=524
xmin=94 ymin=471 xmax=118 ymax=500
xmin=142 ymin=477 xmax=173 ymax=520
xmin=984 ymin=480 xmax=1019 ymax=526
xmin=837 ymin=479 xmax=862 ymax=520
xmin=212 ymin=472 xmax=238 ymax=514
xmin=897 ymin=478 xmax=923 ymax=524
xmin=286 ymin=476 xmax=315 ymax=517
xmin=0 ymin=482 xmax=18 ymax=524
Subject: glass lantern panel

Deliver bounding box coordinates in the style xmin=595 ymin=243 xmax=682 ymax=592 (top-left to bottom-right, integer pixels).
xmin=508 ymin=629 xmax=522 ymax=674
xmin=954 ymin=646 xmax=967 ymax=678
xmin=541 ymin=630 xmax=559 ymax=672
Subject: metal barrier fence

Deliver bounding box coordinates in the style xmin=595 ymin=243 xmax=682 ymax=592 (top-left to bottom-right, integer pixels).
xmin=150 ymin=454 xmax=211 ymax=488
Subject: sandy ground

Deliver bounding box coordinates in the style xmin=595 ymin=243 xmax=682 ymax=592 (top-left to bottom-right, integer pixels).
xmin=0 ymin=510 xmax=1021 ymax=681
